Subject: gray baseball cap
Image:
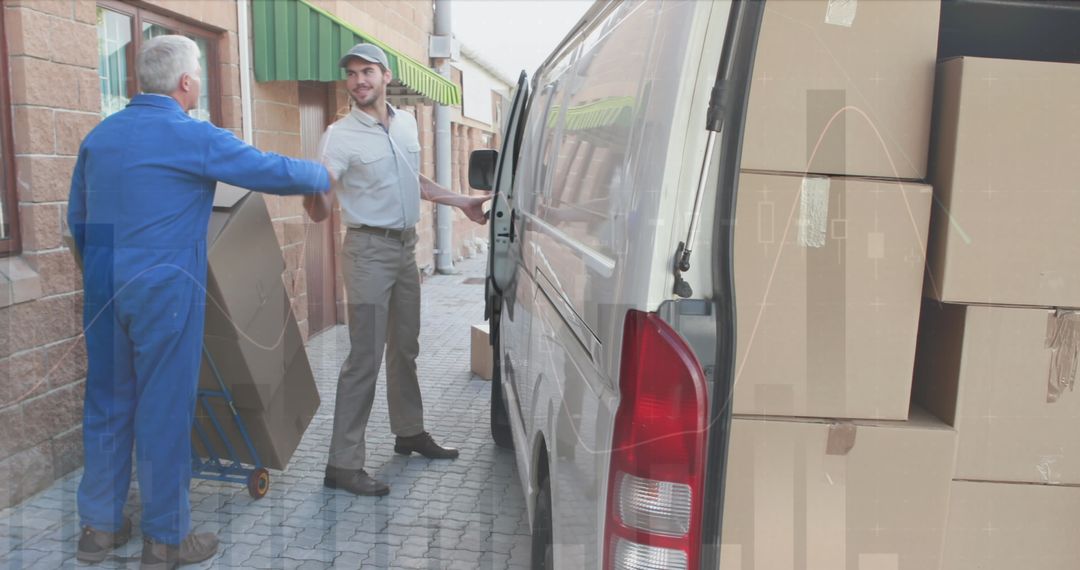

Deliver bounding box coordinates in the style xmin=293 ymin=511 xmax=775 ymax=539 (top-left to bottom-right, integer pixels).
xmin=339 ymin=43 xmax=389 ymax=69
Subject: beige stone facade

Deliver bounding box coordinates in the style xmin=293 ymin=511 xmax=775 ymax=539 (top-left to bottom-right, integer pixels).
xmin=0 ymin=0 xmax=502 ymax=509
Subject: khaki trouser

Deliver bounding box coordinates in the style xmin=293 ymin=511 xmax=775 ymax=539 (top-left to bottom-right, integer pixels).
xmin=328 ymin=227 xmax=424 ymax=470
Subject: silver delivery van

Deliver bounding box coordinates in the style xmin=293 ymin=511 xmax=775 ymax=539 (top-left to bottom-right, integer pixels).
xmin=470 ymin=1 xmax=1079 ymax=568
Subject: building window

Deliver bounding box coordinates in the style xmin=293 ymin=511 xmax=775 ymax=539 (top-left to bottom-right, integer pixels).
xmin=96 ymin=2 xmax=221 ymax=124
xmin=0 ymin=7 xmax=20 ymax=254
xmin=98 ymin=7 xmax=133 ymax=117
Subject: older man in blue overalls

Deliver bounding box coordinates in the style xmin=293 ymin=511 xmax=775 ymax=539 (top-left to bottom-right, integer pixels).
xmin=68 ymin=35 xmax=332 ymax=569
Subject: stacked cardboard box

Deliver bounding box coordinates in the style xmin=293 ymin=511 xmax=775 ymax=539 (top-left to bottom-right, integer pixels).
xmin=191 ymin=185 xmax=320 ymax=471
xmin=734 ymin=173 xmax=931 ymax=420
xmin=723 ymin=2 xmax=955 ymax=567
xmin=912 ymin=56 xmax=1080 ymax=570
xmin=734 ymin=0 xmax=940 ymax=421
xmin=926 ymin=57 xmax=1080 ymax=307
xmin=719 ymin=409 xmax=956 ymax=570
xmin=741 ymin=0 xmax=939 ymax=179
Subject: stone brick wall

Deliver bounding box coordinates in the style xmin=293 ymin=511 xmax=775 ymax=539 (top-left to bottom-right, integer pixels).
xmin=0 ymin=0 xmax=482 ymax=509
xmin=313 ymin=0 xmax=433 ymax=63
xmin=0 ymin=0 xmax=251 ymax=510
xmin=0 ymin=0 xmax=100 ymax=509
xmin=248 ymin=80 xmax=311 ymax=339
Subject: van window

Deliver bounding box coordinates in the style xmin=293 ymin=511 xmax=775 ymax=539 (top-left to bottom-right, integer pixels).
xmin=516 ymin=81 xmax=559 ymax=217
xmin=535 ymin=2 xmax=654 ymax=262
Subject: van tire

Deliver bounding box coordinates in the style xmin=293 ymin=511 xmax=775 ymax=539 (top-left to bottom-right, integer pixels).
xmin=491 ymin=328 xmax=515 ymax=449
xmin=531 ymin=476 xmax=554 ymax=570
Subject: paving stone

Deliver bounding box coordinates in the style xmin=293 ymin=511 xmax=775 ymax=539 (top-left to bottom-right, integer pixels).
xmin=0 ymin=257 xmax=533 ymax=567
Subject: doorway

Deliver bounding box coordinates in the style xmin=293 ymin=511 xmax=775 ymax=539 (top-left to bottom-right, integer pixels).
xmin=299 ymin=81 xmax=339 ymax=336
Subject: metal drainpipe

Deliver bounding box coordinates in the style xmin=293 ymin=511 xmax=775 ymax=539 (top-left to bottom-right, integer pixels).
xmin=433 ymin=0 xmax=455 ymax=274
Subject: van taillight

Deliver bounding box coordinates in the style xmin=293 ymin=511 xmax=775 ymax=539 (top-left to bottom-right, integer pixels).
xmin=605 ymin=310 xmax=708 ymax=570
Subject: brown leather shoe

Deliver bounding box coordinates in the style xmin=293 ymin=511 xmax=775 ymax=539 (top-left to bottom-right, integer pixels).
xmin=139 ymin=532 xmax=219 ymax=570
xmin=76 ymin=517 xmax=133 ymax=562
xmin=394 ymin=432 xmax=459 ymax=459
xmin=324 ymin=466 xmax=390 ymax=496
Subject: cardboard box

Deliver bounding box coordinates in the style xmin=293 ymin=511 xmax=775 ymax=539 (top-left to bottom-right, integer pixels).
xmin=200 ymin=312 xmax=306 ymax=413
xmin=204 ymin=184 xmax=286 ymax=340
xmin=733 ymin=172 xmax=932 ymax=419
xmin=927 ymin=57 xmax=1080 ymax=308
xmin=719 ymin=409 xmax=956 ymax=570
xmin=199 ymin=186 xmax=300 ymax=410
xmin=914 ymin=303 xmax=1080 ymax=485
xmin=741 ymin=0 xmax=940 ymax=179
xmin=193 ymin=347 xmax=320 ymax=470
xmin=471 ymin=323 xmax=493 ymax=380
xmin=942 ymin=481 xmax=1080 ymax=570
xmin=192 ymin=184 xmax=320 ymax=469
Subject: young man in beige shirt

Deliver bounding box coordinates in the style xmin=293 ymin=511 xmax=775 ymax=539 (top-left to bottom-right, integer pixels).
xmin=316 ymin=44 xmax=489 ymax=496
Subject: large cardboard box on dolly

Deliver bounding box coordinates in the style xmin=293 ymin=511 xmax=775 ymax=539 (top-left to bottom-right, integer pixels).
xmin=193 ymin=184 xmax=320 ymax=470
xmin=193 ymin=343 xmax=319 ymax=470
xmin=201 ymin=185 xmax=302 ymax=410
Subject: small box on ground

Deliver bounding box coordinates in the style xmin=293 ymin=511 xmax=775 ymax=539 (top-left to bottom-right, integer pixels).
xmin=471 ymin=323 xmax=492 ymax=380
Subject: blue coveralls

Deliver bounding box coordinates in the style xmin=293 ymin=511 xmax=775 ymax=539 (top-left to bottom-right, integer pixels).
xmin=67 ymin=94 xmax=329 ymax=544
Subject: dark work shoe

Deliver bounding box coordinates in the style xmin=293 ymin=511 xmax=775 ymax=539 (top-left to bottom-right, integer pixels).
xmin=324 ymin=466 xmax=390 ymax=496
xmin=76 ymin=517 xmax=133 ymax=563
xmin=394 ymin=432 xmax=460 ymax=459
xmin=139 ymin=532 xmax=219 ymax=570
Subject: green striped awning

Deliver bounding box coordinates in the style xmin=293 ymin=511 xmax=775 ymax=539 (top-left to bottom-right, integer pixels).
xmin=252 ymin=0 xmax=461 ymax=106
xmin=550 ymin=96 xmax=636 ymax=131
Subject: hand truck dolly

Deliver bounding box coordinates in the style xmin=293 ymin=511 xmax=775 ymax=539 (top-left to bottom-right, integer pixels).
xmin=191 ymin=346 xmax=270 ymax=499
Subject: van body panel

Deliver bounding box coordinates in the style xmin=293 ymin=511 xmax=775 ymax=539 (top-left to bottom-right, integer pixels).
xmin=533 ymin=268 xmax=617 ymax=568
xmin=665 ymin=2 xmax=735 ymax=302
xmin=494 ymin=0 xmax=733 ymax=567
xmin=486 ymin=1 xmax=1075 ymax=568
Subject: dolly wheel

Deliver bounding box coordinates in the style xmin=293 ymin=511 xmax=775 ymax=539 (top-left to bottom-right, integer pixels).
xmin=248 ymin=468 xmax=270 ymax=499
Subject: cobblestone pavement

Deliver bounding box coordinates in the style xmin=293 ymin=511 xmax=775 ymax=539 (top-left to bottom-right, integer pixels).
xmin=0 ymin=255 xmax=532 ymax=569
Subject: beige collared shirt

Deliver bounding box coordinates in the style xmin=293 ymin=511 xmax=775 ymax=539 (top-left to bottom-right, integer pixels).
xmin=320 ymin=104 xmax=422 ymax=229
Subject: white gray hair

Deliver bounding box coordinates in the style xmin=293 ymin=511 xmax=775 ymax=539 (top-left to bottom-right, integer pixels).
xmin=136 ymin=35 xmax=200 ymax=95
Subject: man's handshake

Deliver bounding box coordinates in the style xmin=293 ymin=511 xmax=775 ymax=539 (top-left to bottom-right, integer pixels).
xmin=304 ymin=167 xmax=336 ymax=222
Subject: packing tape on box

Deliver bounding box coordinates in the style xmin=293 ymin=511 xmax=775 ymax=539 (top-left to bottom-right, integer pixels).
xmin=798 ymin=176 xmax=830 ymax=248
xmin=825 ymin=422 xmax=857 ymax=456
xmin=1045 ymin=309 xmax=1080 ymax=403
xmin=825 ymin=0 xmax=857 ymax=27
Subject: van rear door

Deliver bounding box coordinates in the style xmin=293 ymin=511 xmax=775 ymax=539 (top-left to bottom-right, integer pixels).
xmin=697 ymin=1 xmax=765 ymax=568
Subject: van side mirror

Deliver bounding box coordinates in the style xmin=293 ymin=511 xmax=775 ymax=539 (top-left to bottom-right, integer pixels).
xmin=469 ymin=149 xmax=498 ymax=191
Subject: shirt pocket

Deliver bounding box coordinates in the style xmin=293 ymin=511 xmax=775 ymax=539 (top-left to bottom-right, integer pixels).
xmin=357 ymin=143 xmax=393 ymax=165
xmin=405 ymin=141 xmax=422 ymax=171
xmin=353 ymin=138 xmax=394 ymax=190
